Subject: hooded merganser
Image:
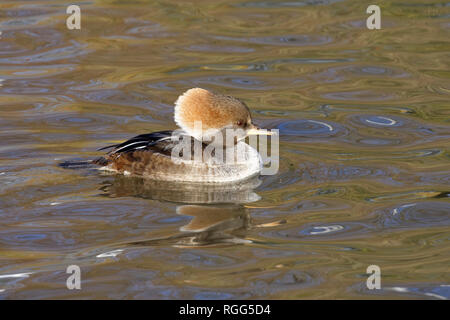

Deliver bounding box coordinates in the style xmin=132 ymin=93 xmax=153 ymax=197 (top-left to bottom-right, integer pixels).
xmin=94 ymin=88 xmax=273 ymax=183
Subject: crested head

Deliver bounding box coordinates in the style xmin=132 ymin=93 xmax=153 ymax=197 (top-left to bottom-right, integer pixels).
xmin=174 ymin=88 xmax=254 ymax=141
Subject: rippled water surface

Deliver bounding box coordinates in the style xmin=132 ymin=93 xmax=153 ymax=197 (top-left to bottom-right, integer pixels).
xmin=0 ymin=0 xmax=449 ymax=299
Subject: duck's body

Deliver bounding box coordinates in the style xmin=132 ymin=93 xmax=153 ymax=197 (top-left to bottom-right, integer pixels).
xmin=94 ymin=130 xmax=262 ymax=183
xmin=94 ymin=88 xmax=272 ymax=183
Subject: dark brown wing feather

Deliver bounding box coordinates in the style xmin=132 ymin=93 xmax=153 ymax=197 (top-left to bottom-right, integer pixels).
xmin=93 ymin=130 xmax=175 ymax=166
xmin=93 ymin=130 xmax=204 ymax=177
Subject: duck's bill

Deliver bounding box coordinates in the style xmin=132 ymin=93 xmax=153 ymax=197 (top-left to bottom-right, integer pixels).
xmin=246 ymin=127 xmax=274 ymax=135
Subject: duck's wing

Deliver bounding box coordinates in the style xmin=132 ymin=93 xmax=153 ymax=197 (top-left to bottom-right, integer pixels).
xmin=98 ymin=130 xmax=175 ymax=156
xmin=93 ymin=130 xmax=206 ymax=171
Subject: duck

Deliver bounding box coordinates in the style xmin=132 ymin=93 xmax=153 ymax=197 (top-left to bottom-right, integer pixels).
xmin=94 ymin=88 xmax=273 ymax=183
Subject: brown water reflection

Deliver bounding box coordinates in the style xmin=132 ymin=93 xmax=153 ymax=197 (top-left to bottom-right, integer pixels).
xmin=0 ymin=0 xmax=449 ymax=299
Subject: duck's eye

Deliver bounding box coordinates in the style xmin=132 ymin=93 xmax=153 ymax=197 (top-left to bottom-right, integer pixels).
xmin=236 ymin=121 xmax=243 ymax=126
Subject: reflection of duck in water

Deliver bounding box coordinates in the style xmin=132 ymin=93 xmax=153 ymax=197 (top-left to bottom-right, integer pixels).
xmin=94 ymin=88 xmax=273 ymax=183
xmin=174 ymin=205 xmax=252 ymax=246
xmin=100 ymin=175 xmax=261 ymax=204
xmin=100 ymin=175 xmax=265 ymax=246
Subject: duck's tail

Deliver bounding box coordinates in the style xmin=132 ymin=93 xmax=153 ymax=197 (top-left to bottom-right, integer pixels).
xmin=58 ymin=159 xmax=100 ymax=169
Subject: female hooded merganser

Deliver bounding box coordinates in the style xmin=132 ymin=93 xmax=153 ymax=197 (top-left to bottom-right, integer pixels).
xmin=94 ymin=88 xmax=273 ymax=183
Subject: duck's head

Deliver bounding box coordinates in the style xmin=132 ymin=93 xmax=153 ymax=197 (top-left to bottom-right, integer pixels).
xmin=174 ymin=88 xmax=272 ymax=143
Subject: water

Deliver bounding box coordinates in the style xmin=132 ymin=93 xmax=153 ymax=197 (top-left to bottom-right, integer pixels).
xmin=0 ymin=0 xmax=449 ymax=299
